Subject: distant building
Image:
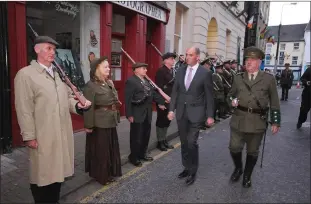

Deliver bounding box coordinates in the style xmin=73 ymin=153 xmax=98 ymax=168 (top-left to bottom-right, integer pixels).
xmin=264 ymin=23 xmax=308 ymax=83
xmin=302 ymin=20 xmax=310 ymax=75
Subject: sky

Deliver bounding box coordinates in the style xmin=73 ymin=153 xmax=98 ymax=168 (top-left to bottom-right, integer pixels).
xmin=268 ymin=2 xmax=310 ymax=26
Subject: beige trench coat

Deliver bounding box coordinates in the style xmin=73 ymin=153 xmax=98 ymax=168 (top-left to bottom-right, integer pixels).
xmin=14 ymin=60 xmax=79 ymax=186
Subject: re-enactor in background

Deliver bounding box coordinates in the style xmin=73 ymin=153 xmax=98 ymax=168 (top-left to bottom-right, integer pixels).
xmin=155 ymin=52 xmax=176 ymax=151
xmin=168 ymin=47 xmax=214 ymax=185
xmin=83 ymin=57 xmax=122 ymax=185
xmin=14 ymin=36 xmax=91 ymax=204
xmin=125 ymin=63 xmax=166 ymax=167
xmin=227 ymin=46 xmax=280 ymax=188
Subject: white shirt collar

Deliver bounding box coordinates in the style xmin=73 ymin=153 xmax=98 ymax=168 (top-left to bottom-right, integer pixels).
xmin=38 ymin=62 xmax=53 ymax=70
xmin=248 ymin=71 xmax=259 ymax=80
xmin=188 ymin=63 xmax=199 ymax=70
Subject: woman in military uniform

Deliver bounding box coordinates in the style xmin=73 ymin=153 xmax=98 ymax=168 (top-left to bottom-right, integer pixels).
xmin=83 ymin=56 xmax=122 ymax=185
xmin=227 ymin=46 xmax=281 ymax=188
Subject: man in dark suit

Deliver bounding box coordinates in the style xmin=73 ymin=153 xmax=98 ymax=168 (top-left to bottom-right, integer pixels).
xmin=168 ymin=47 xmax=214 ymax=185
xmin=125 ymin=63 xmax=166 ymax=167
xmin=280 ymin=63 xmax=294 ymax=101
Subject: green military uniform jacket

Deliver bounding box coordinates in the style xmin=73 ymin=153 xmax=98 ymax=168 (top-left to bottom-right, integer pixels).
xmin=212 ymin=72 xmax=225 ymax=101
xmin=83 ymin=80 xmax=120 ymax=129
xmin=227 ymin=71 xmax=281 ymax=133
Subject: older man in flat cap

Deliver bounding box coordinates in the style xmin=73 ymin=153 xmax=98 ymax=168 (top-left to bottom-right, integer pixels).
xmin=14 ymin=36 xmax=92 ymax=203
xmin=125 ymin=63 xmax=166 ymax=167
xmin=227 ymin=46 xmax=280 ymax=188
xmin=155 ymin=52 xmax=176 ymax=151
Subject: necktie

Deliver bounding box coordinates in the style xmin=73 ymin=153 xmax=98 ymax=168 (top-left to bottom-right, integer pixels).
xmin=185 ymin=67 xmax=193 ymax=90
xmin=251 ymin=74 xmax=254 ymax=81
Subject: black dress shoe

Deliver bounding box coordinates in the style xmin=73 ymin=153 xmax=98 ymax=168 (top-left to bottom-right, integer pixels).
xmin=178 ymin=170 xmax=189 ymax=179
xmin=140 ymin=155 xmax=154 ymax=162
xmin=296 ymin=123 xmax=302 ymax=129
xmin=185 ymin=174 xmax=196 ymax=185
xmin=157 ymin=141 xmax=167 ymax=151
xmin=129 ymin=159 xmax=142 ymax=167
xmin=242 ymin=176 xmax=252 ymax=188
xmin=164 ymin=140 xmax=174 ymax=149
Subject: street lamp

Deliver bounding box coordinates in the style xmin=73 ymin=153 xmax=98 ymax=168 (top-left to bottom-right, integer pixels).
xmin=273 ymin=2 xmax=297 ymax=74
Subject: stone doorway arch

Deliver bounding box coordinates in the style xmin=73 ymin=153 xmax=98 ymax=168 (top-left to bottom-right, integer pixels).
xmin=206 ymin=18 xmax=218 ymax=58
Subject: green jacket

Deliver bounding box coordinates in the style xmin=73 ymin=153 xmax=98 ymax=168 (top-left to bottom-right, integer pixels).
xmin=83 ymin=80 xmax=120 ymax=129
xmin=212 ymin=73 xmax=225 ymax=101
xmin=227 ymin=71 xmax=281 ymax=133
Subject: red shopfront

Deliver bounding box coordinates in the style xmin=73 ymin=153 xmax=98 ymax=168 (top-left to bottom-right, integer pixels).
xmin=8 ymin=1 xmax=170 ymax=147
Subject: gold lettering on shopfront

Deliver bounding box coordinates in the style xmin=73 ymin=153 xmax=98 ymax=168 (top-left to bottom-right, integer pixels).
xmin=114 ymin=1 xmax=165 ymax=22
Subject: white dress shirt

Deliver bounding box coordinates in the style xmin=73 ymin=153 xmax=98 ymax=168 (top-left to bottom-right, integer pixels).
xmin=248 ymin=71 xmax=259 ymax=81
xmin=38 ymin=62 xmax=54 ymax=78
xmin=184 ymin=63 xmax=199 ymax=87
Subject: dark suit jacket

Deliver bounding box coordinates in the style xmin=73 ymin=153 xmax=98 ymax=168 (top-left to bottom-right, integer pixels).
xmin=125 ymin=75 xmax=165 ymax=123
xmin=169 ymin=64 xmax=214 ymax=123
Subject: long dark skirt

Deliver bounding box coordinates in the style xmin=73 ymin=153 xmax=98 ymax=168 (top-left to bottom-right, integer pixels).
xmin=85 ymin=127 xmax=122 ymax=185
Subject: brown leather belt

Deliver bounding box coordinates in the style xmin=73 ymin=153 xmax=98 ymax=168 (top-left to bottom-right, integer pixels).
xmin=237 ymin=105 xmax=265 ymax=114
xmin=95 ymin=104 xmax=120 ymax=111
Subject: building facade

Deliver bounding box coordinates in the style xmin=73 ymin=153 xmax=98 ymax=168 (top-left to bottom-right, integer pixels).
xmin=264 ymin=23 xmax=308 ymax=82
xmin=165 ymin=1 xmax=247 ymax=64
xmin=5 ymin=1 xmax=170 ymax=147
xmin=302 ymin=21 xmax=310 ymax=75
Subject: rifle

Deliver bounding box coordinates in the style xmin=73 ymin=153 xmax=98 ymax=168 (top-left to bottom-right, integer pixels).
xmin=27 ymin=23 xmax=87 ymax=105
xmin=120 ymin=48 xmax=171 ymax=103
xmin=148 ymin=42 xmax=176 ymax=83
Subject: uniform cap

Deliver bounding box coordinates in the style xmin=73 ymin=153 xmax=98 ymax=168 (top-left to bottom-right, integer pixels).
xmin=244 ymin=46 xmax=265 ymax=60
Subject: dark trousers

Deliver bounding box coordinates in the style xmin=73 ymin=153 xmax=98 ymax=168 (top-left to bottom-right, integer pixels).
xmin=214 ymin=98 xmax=225 ymax=119
xmin=298 ymin=90 xmax=310 ymax=124
xmin=129 ymin=115 xmax=151 ymax=161
xmin=177 ymin=109 xmax=201 ymax=175
xmin=30 ymin=182 xmax=61 ymax=204
xmin=281 ymin=86 xmax=290 ymax=99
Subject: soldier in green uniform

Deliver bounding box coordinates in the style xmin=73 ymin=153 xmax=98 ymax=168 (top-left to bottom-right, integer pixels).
xmin=212 ymin=63 xmax=227 ymax=121
xmin=230 ymin=60 xmax=238 ymax=75
xmin=227 ymin=46 xmax=281 ymax=188
xmin=221 ymin=60 xmax=233 ymax=116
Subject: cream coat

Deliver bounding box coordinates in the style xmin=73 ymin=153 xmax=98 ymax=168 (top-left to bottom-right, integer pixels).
xmin=14 ymin=60 xmax=79 ymax=186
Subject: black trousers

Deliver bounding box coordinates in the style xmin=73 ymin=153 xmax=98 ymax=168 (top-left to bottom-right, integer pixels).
xmin=298 ymin=90 xmax=310 ymax=124
xmin=177 ymin=109 xmax=201 ymax=175
xmin=129 ymin=115 xmax=151 ymax=161
xmin=281 ymin=86 xmax=290 ymax=99
xmin=214 ymin=98 xmax=225 ymax=119
xmin=30 ymin=182 xmax=62 ymax=204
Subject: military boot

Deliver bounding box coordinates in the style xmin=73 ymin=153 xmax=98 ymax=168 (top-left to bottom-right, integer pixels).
xmin=230 ymin=152 xmax=243 ymax=182
xmin=242 ymin=154 xmax=258 ymax=188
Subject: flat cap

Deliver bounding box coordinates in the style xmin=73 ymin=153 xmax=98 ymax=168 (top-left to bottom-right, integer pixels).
xmin=215 ymin=62 xmax=223 ymax=69
xmin=34 ymin=36 xmax=59 ymax=46
xmin=285 ymin=62 xmax=290 ymax=66
xmin=132 ymin=62 xmax=148 ymax=70
xmin=162 ymin=52 xmax=177 ymax=61
xmin=244 ymin=46 xmax=265 ymax=60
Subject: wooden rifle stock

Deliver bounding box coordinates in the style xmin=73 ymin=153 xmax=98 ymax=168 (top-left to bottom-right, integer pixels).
xmin=120 ymin=47 xmax=171 ymax=102
xmin=28 ymin=23 xmax=86 ymax=105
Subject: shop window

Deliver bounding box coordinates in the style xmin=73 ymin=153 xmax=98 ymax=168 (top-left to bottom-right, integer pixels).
xmin=111 ymin=38 xmax=122 ymax=81
xmin=112 ymin=14 xmax=125 ymax=34
xmin=26 ymin=1 xmax=86 ymax=90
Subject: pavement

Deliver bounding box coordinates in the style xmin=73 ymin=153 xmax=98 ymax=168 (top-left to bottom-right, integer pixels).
xmin=75 ymin=88 xmax=310 ymax=203
xmin=1 ymin=112 xmax=179 ymax=203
